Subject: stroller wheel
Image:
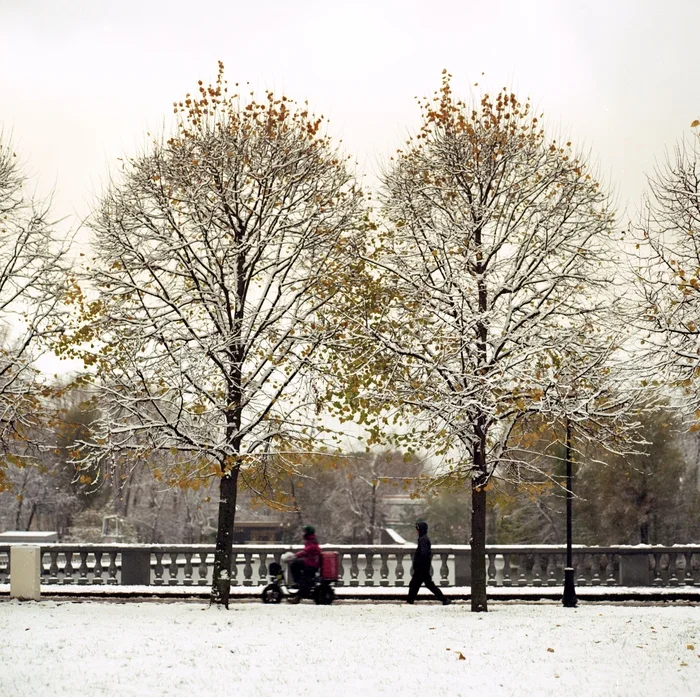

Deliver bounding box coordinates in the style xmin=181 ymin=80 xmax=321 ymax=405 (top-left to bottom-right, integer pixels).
xmin=314 ymin=583 xmax=335 ymax=605
xmin=261 ymin=584 xmax=282 ymax=604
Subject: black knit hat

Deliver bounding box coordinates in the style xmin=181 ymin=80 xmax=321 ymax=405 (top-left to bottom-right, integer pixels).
xmin=303 ymin=524 xmax=315 ymax=536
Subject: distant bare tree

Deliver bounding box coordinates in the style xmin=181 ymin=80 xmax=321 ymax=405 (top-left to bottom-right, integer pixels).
xmin=634 ymin=126 xmax=700 ymax=426
xmin=287 ymin=450 xmax=424 ymax=544
xmin=0 ymin=131 xmax=71 ymax=492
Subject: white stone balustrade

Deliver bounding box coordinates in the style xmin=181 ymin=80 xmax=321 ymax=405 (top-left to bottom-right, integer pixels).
xmin=0 ymin=543 xmax=699 ymax=588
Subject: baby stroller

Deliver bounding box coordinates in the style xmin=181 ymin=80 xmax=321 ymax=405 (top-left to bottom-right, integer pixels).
xmin=261 ymin=550 xmax=338 ymax=605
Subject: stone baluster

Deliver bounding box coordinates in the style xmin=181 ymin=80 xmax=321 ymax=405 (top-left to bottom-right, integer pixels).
xmin=183 ymin=553 xmax=194 ymax=586
xmin=541 ymin=554 xmax=550 ymax=585
xmin=350 ymin=553 xmax=359 ymax=586
xmin=258 ymin=553 xmax=268 ymax=585
xmin=231 ymin=553 xmax=238 ymax=585
xmin=676 ymin=552 xmax=686 ymax=586
xmin=337 ymin=553 xmax=345 ymax=586
xmin=198 ymin=552 xmax=208 ymax=585
xmin=532 ymin=554 xmax=542 ymax=587
xmin=380 ymin=553 xmax=390 ymax=586
xmin=0 ymin=551 xmax=8 ymax=584
xmin=487 ymin=553 xmax=498 ymax=586
xmin=107 ymin=551 xmax=118 ymax=584
xmin=542 ymin=554 xmax=552 ymax=586
xmin=668 ymin=553 xmax=679 ymax=586
xmin=575 ymin=554 xmax=588 ymax=586
xmin=77 ymin=551 xmax=90 ymax=585
xmin=684 ymin=552 xmax=695 ymax=586
xmin=168 ymin=553 xmax=179 ymax=585
xmin=364 ymin=553 xmax=375 ymax=586
xmin=591 ymin=555 xmax=602 ymax=586
xmin=546 ymin=554 xmax=558 ymax=586
xmin=502 ymin=554 xmax=512 ymax=586
xmin=153 ymin=552 xmax=164 ymax=585
xmin=517 ymin=554 xmax=528 ymax=586
xmin=93 ymin=552 xmax=104 ymax=584
xmin=1 ymin=551 xmax=8 ymax=583
xmin=243 ymin=552 xmax=253 ymax=586
xmin=652 ymin=553 xmax=663 ymax=585
xmin=543 ymin=554 xmax=551 ymax=584
xmin=395 ymin=553 xmax=405 ymax=586
xmin=440 ymin=553 xmax=450 ymax=586
xmin=38 ymin=551 xmax=46 ymax=583
xmin=62 ymin=552 xmax=75 ymax=584
xmin=605 ymin=555 xmax=617 ymax=586
xmin=48 ymin=551 xmax=59 ymax=584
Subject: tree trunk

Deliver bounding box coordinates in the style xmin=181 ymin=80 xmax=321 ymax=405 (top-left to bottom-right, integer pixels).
xmin=470 ymin=218 xmax=488 ymax=613
xmin=471 ymin=478 xmax=488 ymax=612
xmin=368 ymin=480 xmax=378 ymax=544
xmin=14 ymin=495 xmax=23 ymax=530
xmin=640 ymin=516 xmax=650 ymax=545
xmin=289 ymin=478 xmax=305 ymax=529
xmin=210 ymin=467 xmax=240 ymax=608
xmin=14 ymin=469 xmax=30 ymax=529
xmin=25 ymin=502 xmax=37 ymax=532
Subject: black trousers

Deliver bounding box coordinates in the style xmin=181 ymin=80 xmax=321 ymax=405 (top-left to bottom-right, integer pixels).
xmin=407 ymin=568 xmax=447 ymax=602
xmin=290 ymin=559 xmax=306 ymax=584
xmin=290 ymin=559 xmax=316 ymax=588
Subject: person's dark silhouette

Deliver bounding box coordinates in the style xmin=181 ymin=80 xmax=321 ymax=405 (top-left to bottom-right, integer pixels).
xmin=407 ymin=521 xmax=451 ymax=605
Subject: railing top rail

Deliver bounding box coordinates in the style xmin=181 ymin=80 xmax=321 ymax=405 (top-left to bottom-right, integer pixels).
xmin=479 ymin=544 xmax=700 ymax=554
xmin=2 ymin=542 xmax=700 ymax=555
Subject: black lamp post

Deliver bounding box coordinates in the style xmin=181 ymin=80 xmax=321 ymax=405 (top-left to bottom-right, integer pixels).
xmin=562 ymin=416 xmax=577 ymax=607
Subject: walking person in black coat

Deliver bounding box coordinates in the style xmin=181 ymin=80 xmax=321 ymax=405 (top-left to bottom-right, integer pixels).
xmin=407 ymin=521 xmax=451 ymax=605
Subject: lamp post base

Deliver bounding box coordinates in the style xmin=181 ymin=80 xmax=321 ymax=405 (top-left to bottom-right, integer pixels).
xmin=562 ymin=567 xmax=577 ymax=607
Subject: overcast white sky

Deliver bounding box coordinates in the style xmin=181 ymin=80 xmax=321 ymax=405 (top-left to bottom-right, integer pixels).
xmin=1 ymin=0 xmax=698 ymax=379
xmin=2 ymin=0 xmax=699 ymax=241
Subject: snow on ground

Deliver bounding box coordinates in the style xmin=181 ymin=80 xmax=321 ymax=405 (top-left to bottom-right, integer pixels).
xmin=1 ymin=599 xmax=699 ymax=697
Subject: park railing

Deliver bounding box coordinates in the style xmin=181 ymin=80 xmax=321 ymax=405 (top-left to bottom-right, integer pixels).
xmin=1 ymin=543 xmax=699 ymax=588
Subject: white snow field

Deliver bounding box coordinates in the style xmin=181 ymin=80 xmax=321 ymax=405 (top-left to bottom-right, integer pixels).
xmin=1 ymin=600 xmax=698 ymax=697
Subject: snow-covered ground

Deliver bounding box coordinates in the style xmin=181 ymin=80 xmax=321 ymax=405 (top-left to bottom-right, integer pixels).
xmin=1 ymin=599 xmax=698 ymax=696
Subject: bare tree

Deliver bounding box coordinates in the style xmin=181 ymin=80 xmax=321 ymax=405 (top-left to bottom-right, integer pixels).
xmin=511 ymin=328 xmax=645 ymax=503
xmin=75 ymin=64 xmax=365 ymax=606
xmin=359 ymin=74 xmax=623 ymax=611
xmin=287 ymin=450 xmax=424 ymax=543
xmin=0 ymin=131 xmax=71 ymax=491
xmin=633 ymin=125 xmax=700 ymax=426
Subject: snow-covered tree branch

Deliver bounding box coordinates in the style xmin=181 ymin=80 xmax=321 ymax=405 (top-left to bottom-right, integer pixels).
xmin=0 ymin=132 xmax=71 ymax=490
xmin=633 ymin=126 xmax=700 ymax=427
xmin=76 ymin=64 xmax=365 ymax=606
xmin=355 ymin=74 xmax=629 ymax=611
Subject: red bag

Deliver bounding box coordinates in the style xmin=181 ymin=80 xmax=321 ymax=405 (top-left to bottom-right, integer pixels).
xmin=320 ymin=551 xmax=339 ymax=581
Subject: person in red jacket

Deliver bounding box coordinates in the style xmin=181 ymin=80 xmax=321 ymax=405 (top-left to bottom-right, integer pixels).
xmin=290 ymin=525 xmax=321 ymax=593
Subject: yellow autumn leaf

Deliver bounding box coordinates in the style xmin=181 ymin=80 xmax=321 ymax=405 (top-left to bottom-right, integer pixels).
xmin=692 ymin=120 xmax=700 ymax=128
